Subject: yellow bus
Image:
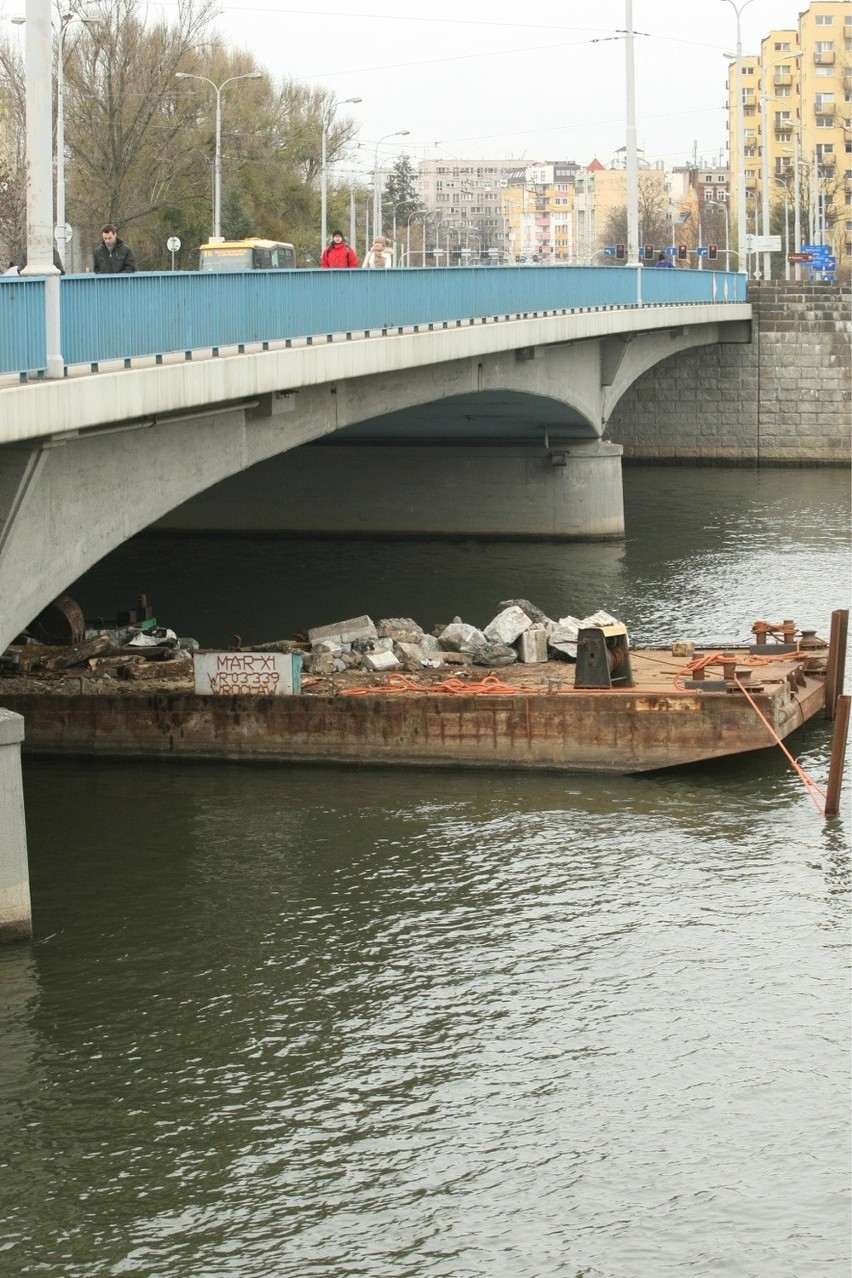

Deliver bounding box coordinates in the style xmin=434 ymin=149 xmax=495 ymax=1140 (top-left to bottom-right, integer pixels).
xmin=198 ymin=238 xmax=297 ymax=272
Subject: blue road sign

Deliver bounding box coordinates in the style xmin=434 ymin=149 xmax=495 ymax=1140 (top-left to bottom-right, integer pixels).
xmin=695 ymin=247 xmax=708 ymax=257
xmin=603 ymin=246 xmax=615 ymax=256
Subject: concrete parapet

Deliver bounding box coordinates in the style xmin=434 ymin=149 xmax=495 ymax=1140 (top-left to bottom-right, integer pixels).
xmin=0 ymin=708 xmax=31 ymax=944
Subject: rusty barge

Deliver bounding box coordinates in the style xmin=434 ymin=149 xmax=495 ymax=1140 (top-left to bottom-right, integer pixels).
xmin=0 ymin=614 xmax=846 ymax=776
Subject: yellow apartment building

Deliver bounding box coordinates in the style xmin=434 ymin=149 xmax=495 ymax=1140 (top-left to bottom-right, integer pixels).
xmin=726 ymin=0 xmax=850 ymax=278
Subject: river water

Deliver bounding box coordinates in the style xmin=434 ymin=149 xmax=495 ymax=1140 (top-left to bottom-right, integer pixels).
xmin=1 ymin=467 xmax=849 ymax=1278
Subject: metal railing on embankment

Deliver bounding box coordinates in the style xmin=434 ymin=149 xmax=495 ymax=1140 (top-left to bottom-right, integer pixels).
xmin=0 ymin=265 xmax=747 ymax=381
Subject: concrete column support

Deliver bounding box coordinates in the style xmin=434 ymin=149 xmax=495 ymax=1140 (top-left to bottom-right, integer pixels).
xmin=0 ymin=709 xmax=31 ymax=944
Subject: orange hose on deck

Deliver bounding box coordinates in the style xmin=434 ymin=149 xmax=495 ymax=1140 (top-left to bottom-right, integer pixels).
xmin=343 ymin=672 xmax=522 ymax=696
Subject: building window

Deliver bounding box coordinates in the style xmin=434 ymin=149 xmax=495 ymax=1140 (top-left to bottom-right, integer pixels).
xmin=815 ymin=14 xmax=833 ymax=24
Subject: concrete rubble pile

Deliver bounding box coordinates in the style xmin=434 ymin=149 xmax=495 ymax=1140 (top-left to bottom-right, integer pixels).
xmin=300 ymin=602 xmax=623 ymax=676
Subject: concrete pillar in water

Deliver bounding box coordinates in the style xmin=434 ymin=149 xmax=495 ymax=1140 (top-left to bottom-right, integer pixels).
xmin=0 ymin=710 xmax=32 ymax=943
xmin=160 ymin=439 xmax=626 ymax=540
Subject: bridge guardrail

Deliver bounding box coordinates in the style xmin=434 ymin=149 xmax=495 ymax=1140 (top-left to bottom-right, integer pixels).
xmin=0 ymin=266 xmax=747 ymax=380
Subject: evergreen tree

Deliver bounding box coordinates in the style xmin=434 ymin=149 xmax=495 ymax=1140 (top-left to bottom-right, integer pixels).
xmin=383 ymin=154 xmax=419 ymax=232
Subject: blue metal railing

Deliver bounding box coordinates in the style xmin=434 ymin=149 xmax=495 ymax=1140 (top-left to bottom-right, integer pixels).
xmin=0 ymin=266 xmax=748 ymax=379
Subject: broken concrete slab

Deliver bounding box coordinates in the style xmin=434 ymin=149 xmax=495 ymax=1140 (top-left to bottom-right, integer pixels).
xmin=307 ymin=615 xmax=378 ymax=646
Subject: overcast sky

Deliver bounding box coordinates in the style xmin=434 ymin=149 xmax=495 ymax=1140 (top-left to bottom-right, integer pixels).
xmin=202 ymin=0 xmax=811 ymax=178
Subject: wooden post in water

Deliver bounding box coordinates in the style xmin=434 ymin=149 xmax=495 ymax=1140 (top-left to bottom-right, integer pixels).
xmin=824 ymin=609 xmax=848 ymax=722
xmin=824 ymin=694 xmax=850 ymax=819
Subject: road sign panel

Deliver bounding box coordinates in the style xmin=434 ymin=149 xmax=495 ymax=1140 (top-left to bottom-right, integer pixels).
xmin=745 ymin=234 xmax=783 ymax=252
xmin=787 ymin=252 xmax=812 ymax=263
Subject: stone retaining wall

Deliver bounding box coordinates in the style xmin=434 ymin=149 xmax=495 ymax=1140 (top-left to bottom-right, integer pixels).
xmin=607 ymin=282 xmax=850 ymax=465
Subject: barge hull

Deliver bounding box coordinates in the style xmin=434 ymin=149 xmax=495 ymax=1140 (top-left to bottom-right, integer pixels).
xmin=0 ymin=675 xmax=825 ymax=774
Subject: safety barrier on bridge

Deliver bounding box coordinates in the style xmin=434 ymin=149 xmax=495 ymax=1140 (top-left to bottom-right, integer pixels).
xmin=0 ymin=265 xmax=746 ymax=380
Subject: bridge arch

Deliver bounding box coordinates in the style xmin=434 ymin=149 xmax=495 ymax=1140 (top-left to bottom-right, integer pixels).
xmin=0 ymin=307 xmax=750 ymax=650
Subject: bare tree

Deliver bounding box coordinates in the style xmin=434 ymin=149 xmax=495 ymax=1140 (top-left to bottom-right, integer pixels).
xmin=64 ymin=0 xmax=219 ymax=264
xmin=602 ymin=173 xmax=676 ymax=255
xmin=0 ymin=36 xmax=26 ymax=263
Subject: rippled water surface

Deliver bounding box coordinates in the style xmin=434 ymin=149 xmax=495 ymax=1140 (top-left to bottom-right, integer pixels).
xmin=1 ymin=468 xmax=849 ymax=1277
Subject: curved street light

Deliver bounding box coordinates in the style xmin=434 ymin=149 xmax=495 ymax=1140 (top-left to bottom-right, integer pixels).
xmin=176 ymin=70 xmax=262 ymax=240
xmin=373 ymin=129 xmax=409 ymax=238
xmin=321 ymin=97 xmax=362 ymax=254
xmin=720 ymin=0 xmax=755 ymax=273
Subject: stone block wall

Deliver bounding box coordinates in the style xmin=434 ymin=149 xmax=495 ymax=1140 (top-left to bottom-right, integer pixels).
xmin=606 ymin=283 xmax=850 ymax=465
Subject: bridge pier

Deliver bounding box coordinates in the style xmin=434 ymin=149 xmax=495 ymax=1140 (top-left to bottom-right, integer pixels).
xmin=0 ymin=710 xmax=31 ymax=943
xmin=162 ymin=439 xmax=626 ymax=539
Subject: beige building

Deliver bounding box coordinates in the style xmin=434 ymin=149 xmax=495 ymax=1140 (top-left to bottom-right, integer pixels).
xmin=726 ymin=0 xmax=850 ymax=277
xmin=573 ymin=163 xmax=679 ymax=262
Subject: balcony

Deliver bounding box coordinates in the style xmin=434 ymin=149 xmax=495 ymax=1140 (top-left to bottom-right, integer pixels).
xmin=814 ymin=50 xmax=835 ymax=65
xmin=773 ymin=72 xmax=793 ymax=86
xmin=815 ymin=100 xmax=836 ymax=117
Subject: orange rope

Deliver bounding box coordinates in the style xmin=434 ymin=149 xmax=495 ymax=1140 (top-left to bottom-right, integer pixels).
xmin=342 ymin=672 xmax=522 ymax=697
xmin=734 ymin=674 xmax=826 ymax=814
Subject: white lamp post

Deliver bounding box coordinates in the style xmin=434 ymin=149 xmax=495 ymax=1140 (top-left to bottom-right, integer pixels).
xmin=19 ymin=0 xmax=63 ymax=376
xmin=721 ymin=0 xmax=754 ymax=273
xmin=321 ymin=96 xmax=361 ymax=254
xmin=624 ymin=0 xmax=639 ymax=266
xmin=758 ymin=51 xmax=801 ymax=282
xmin=176 ymin=70 xmax=262 ymax=240
xmin=372 ymin=129 xmax=409 ymax=238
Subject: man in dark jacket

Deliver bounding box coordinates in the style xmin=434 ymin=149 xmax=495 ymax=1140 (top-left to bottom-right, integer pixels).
xmin=320 ymin=230 xmax=358 ymax=268
xmin=93 ymin=224 xmax=136 ymax=273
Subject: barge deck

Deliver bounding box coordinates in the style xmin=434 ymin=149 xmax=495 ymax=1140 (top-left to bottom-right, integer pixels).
xmin=0 ymin=640 xmax=832 ymax=775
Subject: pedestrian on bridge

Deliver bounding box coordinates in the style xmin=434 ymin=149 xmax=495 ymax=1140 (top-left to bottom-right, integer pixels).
xmin=321 ymin=230 xmax=358 ymax=269
xmin=362 ymin=237 xmax=393 ymax=268
xmin=94 ymin=225 xmax=136 ymax=274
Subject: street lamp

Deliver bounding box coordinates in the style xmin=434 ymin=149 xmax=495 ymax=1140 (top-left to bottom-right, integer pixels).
xmin=11 ymin=8 xmax=97 ymax=270
xmin=321 ymin=96 xmax=361 ymax=253
xmin=373 ymin=129 xmax=409 ymax=238
xmin=759 ymin=51 xmax=801 ymax=282
xmin=720 ymin=0 xmax=754 ymax=273
xmin=175 ymin=70 xmax=262 ymax=240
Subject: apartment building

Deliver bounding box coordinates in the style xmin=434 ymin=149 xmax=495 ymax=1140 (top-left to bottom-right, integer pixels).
xmin=726 ymin=0 xmax=850 ymax=276
xmin=501 ymin=161 xmax=580 ymax=262
xmin=416 ymin=159 xmax=520 ymax=260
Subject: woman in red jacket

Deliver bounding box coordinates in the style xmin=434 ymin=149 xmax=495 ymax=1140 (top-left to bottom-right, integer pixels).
xmin=321 ymin=230 xmax=359 ymax=268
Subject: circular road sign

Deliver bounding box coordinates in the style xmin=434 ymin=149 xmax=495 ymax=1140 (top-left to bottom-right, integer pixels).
xmin=54 ymin=223 xmax=73 ymax=243
xmin=166 ymin=236 xmax=181 ymax=252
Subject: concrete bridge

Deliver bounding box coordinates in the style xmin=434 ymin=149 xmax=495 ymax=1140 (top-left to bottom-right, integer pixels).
xmin=0 ymin=265 xmax=751 ymax=941
xmin=0 ymin=265 xmax=749 ymax=654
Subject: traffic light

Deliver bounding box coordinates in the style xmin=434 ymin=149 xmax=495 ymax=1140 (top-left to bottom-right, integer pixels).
xmin=616 ymin=243 xmax=625 ymax=260
xmin=677 ymin=243 xmax=688 ymax=261
xmin=643 ymin=244 xmax=654 ymax=262
xmin=707 ymin=244 xmax=718 ymax=261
